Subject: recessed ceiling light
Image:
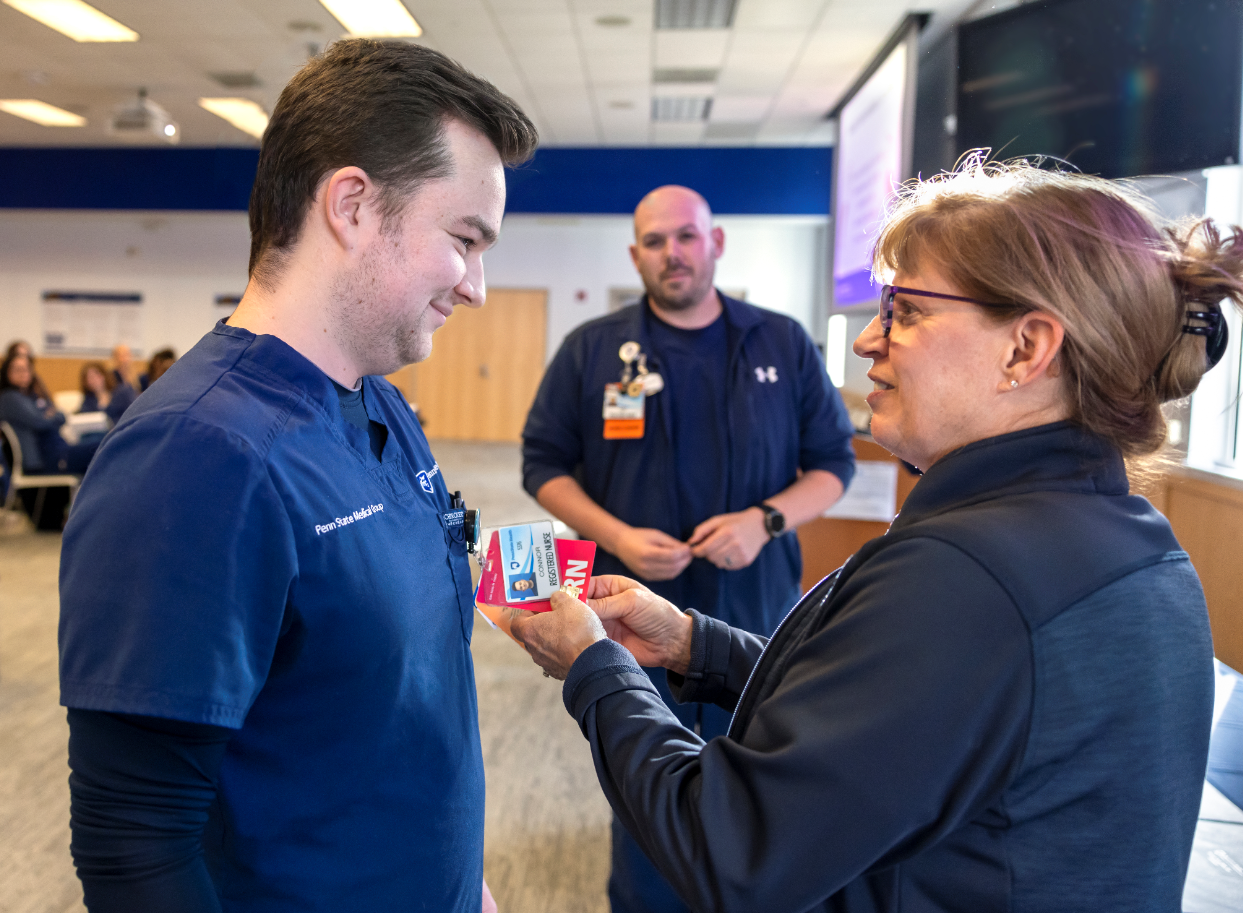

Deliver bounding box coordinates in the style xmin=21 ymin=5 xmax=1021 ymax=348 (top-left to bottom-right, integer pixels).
xmin=0 ymin=98 xmax=85 ymax=126
xmin=2 ymin=0 xmax=138 ymax=42
xmin=199 ymin=98 xmax=269 ymax=139
xmin=595 ymin=15 xmax=631 ymax=27
xmin=317 ymin=0 xmax=422 ymax=37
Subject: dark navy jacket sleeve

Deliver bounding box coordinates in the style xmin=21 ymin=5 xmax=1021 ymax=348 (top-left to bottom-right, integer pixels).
xmin=522 ymin=335 xmax=585 ymax=498
xmin=789 ymin=323 xmax=856 ymax=488
xmin=665 ymin=609 xmax=767 ymax=712
xmin=562 ymin=538 xmax=1032 ymax=913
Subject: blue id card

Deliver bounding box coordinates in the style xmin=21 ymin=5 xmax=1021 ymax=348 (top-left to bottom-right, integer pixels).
xmin=498 ymin=521 xmax=559 ymax=602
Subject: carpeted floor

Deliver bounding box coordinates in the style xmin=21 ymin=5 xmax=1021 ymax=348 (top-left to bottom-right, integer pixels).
xmin=6 ymin=439 xmax=1239 ymax=912
xmin=0 ymin=440 xmax=610 ymax=913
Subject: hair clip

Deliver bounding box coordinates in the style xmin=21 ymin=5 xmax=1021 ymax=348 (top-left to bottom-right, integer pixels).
xmin=1183 ymin=310 xmax=1229 ymax=370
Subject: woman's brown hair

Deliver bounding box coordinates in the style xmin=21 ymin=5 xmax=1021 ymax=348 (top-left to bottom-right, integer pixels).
xmin=79 ymin=361 xmax=115 ymax=397
xmin=873 ymin=158 xmax=1243 ymax=459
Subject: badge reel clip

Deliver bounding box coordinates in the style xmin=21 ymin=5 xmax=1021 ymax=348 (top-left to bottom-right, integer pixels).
xmin=618 ymin=341 xmax=664 ymax=398
xmin=450 ymin=490 xmax=482 ymax=563
xmin=604 ymin=342 xmax=661 ymax=441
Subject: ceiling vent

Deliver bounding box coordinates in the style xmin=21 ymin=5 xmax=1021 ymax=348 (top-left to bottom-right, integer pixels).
xmin=107 ymin=89 xmax=179 ymax=145
xmin=210 ymin=71 xmax=262 ymax=89
xmin=652 ymin=96 xmax=713 ymax=122
xmin=653 ymin=67 xmax=719 ymax=84
xmin=655 ymin=0 xmax=738 ymax=29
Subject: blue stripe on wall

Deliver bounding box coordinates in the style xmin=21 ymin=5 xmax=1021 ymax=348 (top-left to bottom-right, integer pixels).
xmin=0 ymin=145 xmax=832 ymax=215
xmin=506 ymin=147 xmax=832 ymax=214
xmin=0 ymin=148 xmax=259 ymax=211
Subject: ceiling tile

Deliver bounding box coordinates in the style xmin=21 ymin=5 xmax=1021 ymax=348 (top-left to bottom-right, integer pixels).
xmin=486 ymin=0 xmax=572 ymax=10
xmin=491 ymin=11 xmax=577 ymax=37
xmin=652 ymin=122 xmax=706 ymax=144
xmin=725 ymin=29 xmax=805 ymax=64
xmin=0 ymin=0 xmax=971 ymax=148
xmin=710 ymin=93 xmax=769 ymax=121
xmin=601 ymin=123 xmax=652 ymax=145
xmin=572 ymin=5 xmax=652 ymax=46
xmin=576 ymin=28 xmax=649 ymax=54
xmin=586 ymin=53 xmax=651 ymax=82
xmin=653 ymin=30 xmax=731 ymax=69
xmin=652 ymin=81 xmax=714 ymax=99
xmin=733 ymin=0 xmax=826 ymax=31
xmin=717 ymin=66 xmax=785 ymax=95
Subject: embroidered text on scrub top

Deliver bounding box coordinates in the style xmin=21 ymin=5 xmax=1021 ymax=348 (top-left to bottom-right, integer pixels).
xmin=315 ymin=502 xmax=385 ymax=535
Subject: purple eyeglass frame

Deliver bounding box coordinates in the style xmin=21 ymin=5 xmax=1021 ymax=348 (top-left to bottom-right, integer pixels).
xmin=878 ymin=285 xmax=1009 ymax=337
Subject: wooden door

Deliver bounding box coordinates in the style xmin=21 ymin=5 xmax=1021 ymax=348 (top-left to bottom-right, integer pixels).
xmin=387 ymin=288 xmax=548 ymax=442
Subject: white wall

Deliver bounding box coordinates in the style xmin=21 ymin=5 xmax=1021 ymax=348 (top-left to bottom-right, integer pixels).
xmin=490 ymin=213 xmax=828 ymax=358
xmin=0 ymin=209 xmax=828 ymax=362
xmin=0 ymin=210 xmax=252 ymax=358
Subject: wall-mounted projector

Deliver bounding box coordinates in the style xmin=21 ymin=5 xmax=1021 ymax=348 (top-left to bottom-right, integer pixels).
xmin=107 ymin=89 xmax=180 ymax=145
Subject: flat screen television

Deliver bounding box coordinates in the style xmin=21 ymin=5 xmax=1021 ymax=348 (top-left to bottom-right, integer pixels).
xmin=957 ymin=0 xmax=1243 ymax=178
xmin=830 ymin=17 xmax=922 ymax=309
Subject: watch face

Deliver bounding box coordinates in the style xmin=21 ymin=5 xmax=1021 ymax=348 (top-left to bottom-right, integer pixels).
xmin=765 ymin=507 xmax=785 ymax=536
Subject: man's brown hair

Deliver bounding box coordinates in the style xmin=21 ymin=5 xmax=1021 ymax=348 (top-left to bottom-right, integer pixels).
xmin=248 ymin=39 xmax=538 ymax=289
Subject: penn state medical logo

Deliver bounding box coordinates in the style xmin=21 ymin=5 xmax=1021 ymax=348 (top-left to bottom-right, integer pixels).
xmin=416 ymin=461 xmax=441 ymax=494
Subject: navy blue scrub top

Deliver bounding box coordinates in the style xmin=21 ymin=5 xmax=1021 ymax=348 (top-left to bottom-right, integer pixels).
xmin=59 ymin=322 xmax=484 ymax=912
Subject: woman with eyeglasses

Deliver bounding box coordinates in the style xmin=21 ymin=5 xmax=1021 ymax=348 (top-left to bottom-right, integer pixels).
xmin=511 ymin=162 xmax=1237 ymax=913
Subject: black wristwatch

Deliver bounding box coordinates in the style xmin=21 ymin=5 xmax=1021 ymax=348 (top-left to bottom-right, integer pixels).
xmin=757 ymin=502 xmax=786 ymax=538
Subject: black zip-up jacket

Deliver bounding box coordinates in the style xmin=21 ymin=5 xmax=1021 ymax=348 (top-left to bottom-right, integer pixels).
xmin=562 ymin=422 xmax=1214 ymax=913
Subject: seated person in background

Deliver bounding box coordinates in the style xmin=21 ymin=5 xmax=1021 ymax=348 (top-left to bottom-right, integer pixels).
xmin=79 ymin=362 xmax=132 ymax=426
xmin=0 ymin=351 xmax=98 ymax=477
xmin=109 ymin=344 xmax=139 ymax=392
xmin=139 ymin=348 xmax=176 ymax=391
xmin=6 ymin=339 xmax=53 ymax=403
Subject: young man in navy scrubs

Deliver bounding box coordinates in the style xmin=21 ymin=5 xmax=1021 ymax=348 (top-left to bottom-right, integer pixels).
xmin=521 ymin=185 xmax=857 ymax=913
xmin=58 ymin=40 xmax=536 ymax=913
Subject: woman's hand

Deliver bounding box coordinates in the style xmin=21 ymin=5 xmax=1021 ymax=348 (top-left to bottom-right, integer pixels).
xmin=510 ymin=591 xmax=608 ymax=681
xmin=584 ymin=575 xmax=693 ymax=675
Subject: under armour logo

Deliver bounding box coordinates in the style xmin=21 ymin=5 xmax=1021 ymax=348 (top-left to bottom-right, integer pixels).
xmin=754 ymin=366 xmax=778 ymax=383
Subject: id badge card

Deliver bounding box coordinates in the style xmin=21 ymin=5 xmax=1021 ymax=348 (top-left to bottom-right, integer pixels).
xmin=603 ymin=382 xmax=645 ymax=440
xmin=497 ymin=521 xmax=559 ymax=602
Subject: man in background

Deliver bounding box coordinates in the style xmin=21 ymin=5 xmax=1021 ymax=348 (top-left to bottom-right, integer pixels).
xmin=107 ymin=343 xmax=138 ymax=414
xmin=59 ymin=39 xmax=536 ymax=912
xmin=522 ymin=185 xmax=856 ymax=913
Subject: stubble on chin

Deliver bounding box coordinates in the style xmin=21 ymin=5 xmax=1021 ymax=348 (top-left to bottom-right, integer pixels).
xmin=396 ymin=310 xmax=436 ymax=367
xmin=331 ymin=246 xmax=436 ymax=377
xmin=644 ymin=270 xmax=712 ymax=313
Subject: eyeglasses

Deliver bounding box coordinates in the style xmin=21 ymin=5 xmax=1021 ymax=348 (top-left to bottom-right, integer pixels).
xmin=877 ymin=285 xmax=1010 ymax=337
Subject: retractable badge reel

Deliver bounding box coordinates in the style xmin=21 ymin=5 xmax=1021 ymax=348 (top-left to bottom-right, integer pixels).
xmin=603 ymin=341 xmax=663 ymax=440
xmin=450 ymin=490 xmax=482 ymax=562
